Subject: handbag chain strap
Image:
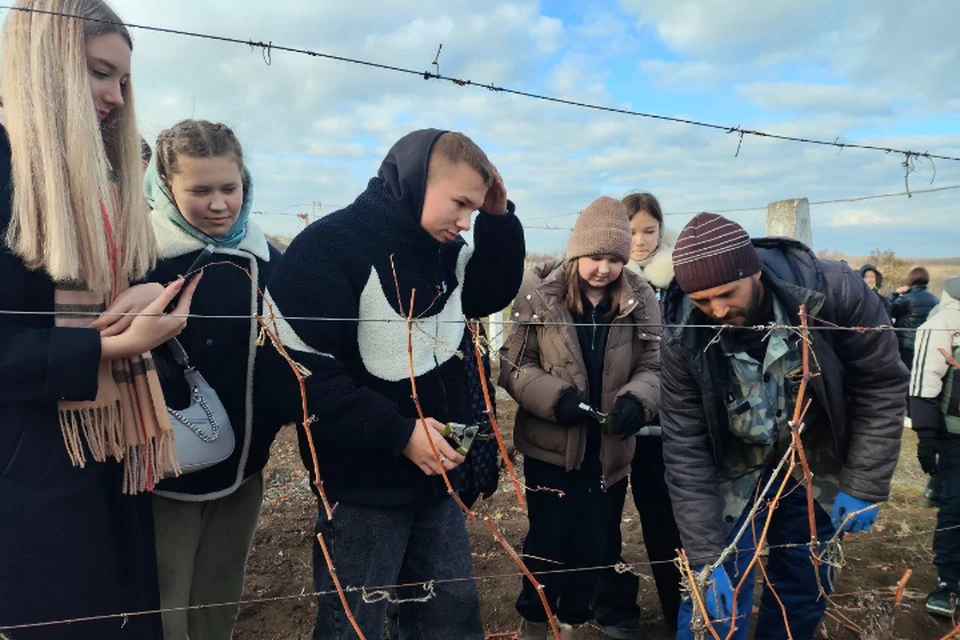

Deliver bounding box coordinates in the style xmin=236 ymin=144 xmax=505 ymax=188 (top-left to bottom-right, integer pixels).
xmin=169 ymin=385 xmax=221 ymax=443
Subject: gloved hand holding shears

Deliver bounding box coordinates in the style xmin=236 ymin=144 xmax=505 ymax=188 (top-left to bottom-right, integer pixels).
xmin=578 ymin=398 xmax=656 ymax=439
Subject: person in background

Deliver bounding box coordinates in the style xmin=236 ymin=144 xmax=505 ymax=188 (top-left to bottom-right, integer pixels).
xmin=909 ymin=275 xmax=960 ymax=617
xmin=592 ymin=192 xmax=681 ymax=637
xmin=500 ymin=196 xmax=661 ymax=640
xmin=890 ymin=266 xmax=939 ymax=369
xmin=859 ymin=263 xmax=891 ymax=317
xmin=0 ymin=2 xmax=199 ymax=638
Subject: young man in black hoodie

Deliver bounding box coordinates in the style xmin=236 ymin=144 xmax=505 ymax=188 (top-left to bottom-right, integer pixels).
xmin=261 ymin=129 xmax=525 ymax=639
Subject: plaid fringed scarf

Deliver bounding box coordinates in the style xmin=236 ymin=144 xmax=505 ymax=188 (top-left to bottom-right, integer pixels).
xmin=55 ymin=205 xmax=179 ymax=494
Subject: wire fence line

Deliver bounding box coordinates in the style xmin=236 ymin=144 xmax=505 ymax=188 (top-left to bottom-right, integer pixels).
xmin=2 ymin=4 xmax=960 ymax=163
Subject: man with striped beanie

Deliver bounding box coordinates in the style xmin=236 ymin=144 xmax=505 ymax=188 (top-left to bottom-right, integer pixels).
xmin=659 ymin=213 xmax=907 ymax=639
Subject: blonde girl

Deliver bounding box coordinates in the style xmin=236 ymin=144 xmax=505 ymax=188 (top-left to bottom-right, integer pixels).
xmin=0 ymin=1 xmax=198 ymax=639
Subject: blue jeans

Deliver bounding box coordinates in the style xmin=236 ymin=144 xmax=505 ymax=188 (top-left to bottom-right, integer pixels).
xmin=677 ymin=475 xmax=838 ymax=640
xmin=312 ymin=496 xmax=483 ymax=640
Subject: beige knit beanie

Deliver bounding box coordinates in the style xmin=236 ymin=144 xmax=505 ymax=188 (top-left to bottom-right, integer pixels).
xmin=566 ymin=196 xmax=631 ymax=263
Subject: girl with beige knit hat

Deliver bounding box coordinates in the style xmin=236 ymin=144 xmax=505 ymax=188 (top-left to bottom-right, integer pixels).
xmin=593 ymin=192 xmax=683 ymax=637
xmin=498 ymin=196 xmax=662 ymax=640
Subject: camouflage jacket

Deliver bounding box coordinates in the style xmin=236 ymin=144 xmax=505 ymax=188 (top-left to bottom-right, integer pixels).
xmin=659 ymin=238 xmax=908 ymax=563
xmin=715 ymin=296 xmax=842 ymax=535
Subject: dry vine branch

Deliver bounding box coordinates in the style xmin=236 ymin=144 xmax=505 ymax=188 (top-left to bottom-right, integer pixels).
xmin=315 ymin=530 xmax=367 ymax=638
xmin=723 ymin=456 xmax=797 ymax=640
xmin=682 ymin=303 xmax=827 ymax=639
xmin=678 ymin=550 xmax=721 ymax=640
xmin=789 ymin=306 xmax=823 ymax=591
xmin=390 ymin=258 xmax=561 ymax=640
xmin=193 ymin=261 xmax=366 ymax=638
xmin=752 ymin=516 xmax=794 ymax=639
xmin=893 ymin=569 xmax=912 ymax=615
xmin=391 ymin=262 xmax=467 ymax=510
xmin=467 ymin=319 xmax=525 ymax=506
xmin=823 ymin=609 xmax=864 ymax=635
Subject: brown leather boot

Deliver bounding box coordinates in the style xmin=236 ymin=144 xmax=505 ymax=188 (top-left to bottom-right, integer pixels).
xmin=518 ymin=618 xmax=549 ymax=640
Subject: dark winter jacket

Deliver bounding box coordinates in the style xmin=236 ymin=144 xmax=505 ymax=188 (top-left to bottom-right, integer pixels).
xmin=890 ymin=284 xmax=939 ymax=354
xmin=858 ymin=263 xmax=891 ymax=317
xmin=660 ymin=238 xmax=908 ymax=563
xmin=0 ymin=127 xmax=162 ymax=638
xmin=259 ymin=129 xmax=525 ymax=507
xmin=148 ymin=206 xmax=282 ymax=500
xmin=499 ymin=260 xmax=661 ymax=487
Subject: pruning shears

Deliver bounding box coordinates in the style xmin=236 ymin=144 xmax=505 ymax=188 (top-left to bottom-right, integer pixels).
xmin=439 ymin=422 xmax=496 ymax=456
xmin=578 ymin=402 xmax=662 ymax=437
xmin=579 ymin=402 xmax=608 ymax=424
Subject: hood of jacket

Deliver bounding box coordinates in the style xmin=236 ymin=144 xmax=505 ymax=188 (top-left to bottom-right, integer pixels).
xmin=144 ymin=154 xmax=256 ymax=251
xmin=858 ymin=263 xmax=884 ymax=290
xmin=377 ymin=128 xmax=448 ymax=223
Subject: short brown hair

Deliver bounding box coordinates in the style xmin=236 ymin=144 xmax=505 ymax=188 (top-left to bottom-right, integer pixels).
xmin=905 ymin=267 xmax=930 ymax=287
xmin=155 ymin=119 xmax=244 ymax=186
xmin=428 ymin=132 xmax=494 ymax=186
xmin=622 ymin=192 xmax=664 ymax=227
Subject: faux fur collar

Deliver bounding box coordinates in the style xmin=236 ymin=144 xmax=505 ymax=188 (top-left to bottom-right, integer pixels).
xmin=627 ymin=228 xmax=676 ymax=290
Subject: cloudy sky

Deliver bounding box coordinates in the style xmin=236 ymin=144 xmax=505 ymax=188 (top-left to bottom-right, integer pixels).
xmin=100 ymin=0 xmax=959 ymax=257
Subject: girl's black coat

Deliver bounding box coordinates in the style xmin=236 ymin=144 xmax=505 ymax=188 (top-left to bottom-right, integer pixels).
xmin=148 ymin=213 xmax=282 ymax=499
xmin=0 ymin=127 xmax=162 ymax=638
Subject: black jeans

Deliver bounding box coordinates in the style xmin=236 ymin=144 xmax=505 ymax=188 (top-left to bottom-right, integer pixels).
xmin=593 ymin=435 xmax=682 ymax=629
xmin=935 ymin=438 xmax=960 ymax=585
xmin=516 ymin=455 xmax=618 ymax=626
xmin=312 ymin=497 xmax=483 ymax=640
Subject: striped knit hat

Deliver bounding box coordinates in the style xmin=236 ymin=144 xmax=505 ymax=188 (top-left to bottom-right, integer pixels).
xmin=673 ymin=213 xmax=762 ymax=293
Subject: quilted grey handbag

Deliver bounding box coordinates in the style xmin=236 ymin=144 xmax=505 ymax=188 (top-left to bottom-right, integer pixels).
xmin=164 ymin=338 xmax=235 ymax=474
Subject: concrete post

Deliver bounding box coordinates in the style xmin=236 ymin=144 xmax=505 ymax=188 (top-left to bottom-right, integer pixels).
xmin=487 ymin=310 xmax=504 ymax=353
xmin=766 ymin=198 xmax=812 ymax=246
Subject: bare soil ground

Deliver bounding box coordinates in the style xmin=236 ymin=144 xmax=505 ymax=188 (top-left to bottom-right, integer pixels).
xmin=235 ymin=395 xmax=951 ymax=639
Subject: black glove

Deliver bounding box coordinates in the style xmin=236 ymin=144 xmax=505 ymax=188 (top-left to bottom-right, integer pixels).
xmin=554 ymin=389 xmax=585 ymax=427
xmin=606 ymin=396 xmax=646 ymax=439
xmin=916 ymin=428 xmax=941 ymax=476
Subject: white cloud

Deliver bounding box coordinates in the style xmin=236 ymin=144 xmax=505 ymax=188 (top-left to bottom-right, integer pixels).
xmin=736 ymin=82 xmax=897 ymax=116
xmin=638 ymin=60 xmax=725 ymax=91
xmin=86 ymin=0 xmax=960 ymax=256
xmin=619 ymin=0 xmax=960 ymax=107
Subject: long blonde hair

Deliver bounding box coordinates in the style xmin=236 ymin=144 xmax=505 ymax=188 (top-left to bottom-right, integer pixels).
xmin=1 ymin=0 xmax=154 ymax=294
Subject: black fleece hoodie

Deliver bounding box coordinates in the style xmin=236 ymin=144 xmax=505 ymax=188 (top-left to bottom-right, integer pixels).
xmin=260 ymin=129 xmax=525 ymax=506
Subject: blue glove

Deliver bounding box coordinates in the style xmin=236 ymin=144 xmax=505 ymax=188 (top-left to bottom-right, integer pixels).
xmin=695 ymin=564 xmax=734 ymax=622
xmin=831 ymin=491 xmax=879 ymax=533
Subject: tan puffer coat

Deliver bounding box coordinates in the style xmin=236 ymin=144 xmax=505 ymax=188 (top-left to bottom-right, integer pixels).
xmin=498 ymin=260 xmax=662 ymax=488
